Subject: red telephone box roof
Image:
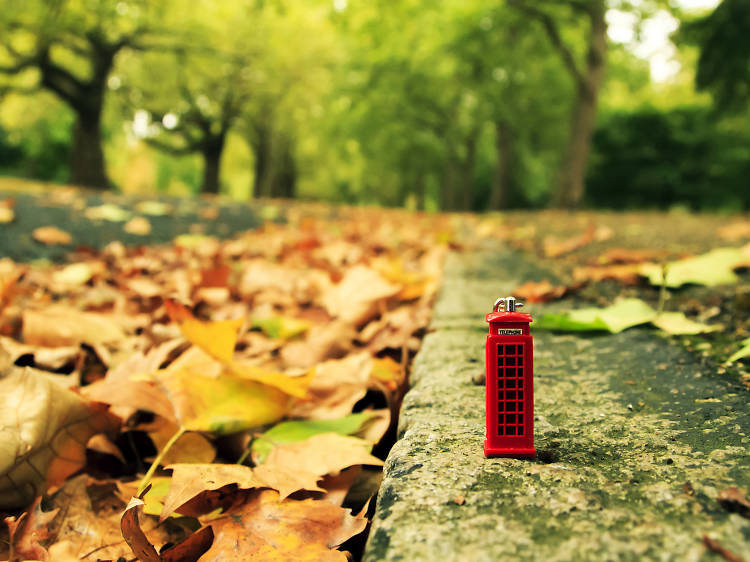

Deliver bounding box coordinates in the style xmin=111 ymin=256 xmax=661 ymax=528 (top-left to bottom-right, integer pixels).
xmin=486 ymin=312 xmax=533 ymax=324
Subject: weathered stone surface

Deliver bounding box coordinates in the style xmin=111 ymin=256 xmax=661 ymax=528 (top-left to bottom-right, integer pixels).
xmin=364 ymin=251 xmax=750 ymax=561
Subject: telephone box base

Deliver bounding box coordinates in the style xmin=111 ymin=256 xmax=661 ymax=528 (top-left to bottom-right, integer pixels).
xmin=484 ymin=443 xmax=537 ymax=458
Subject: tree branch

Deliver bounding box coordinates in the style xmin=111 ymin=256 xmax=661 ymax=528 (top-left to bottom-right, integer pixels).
xmin=507 ymin=0 xmax=587 ymax=89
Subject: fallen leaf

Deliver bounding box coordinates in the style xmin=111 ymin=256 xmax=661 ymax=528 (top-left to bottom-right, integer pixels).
xmin=252 ymin=315 xmax=311 ymax=340
xmin=513 ymin=280 xmax=567 ymax=303
xmin=160 ymin=463 xmax=324 ymax=520
xmin=148 ymin=420 xmax=216 ymax=465
xmin=164 ymin=299 xmax=243 ymax=364
xmin=49 ymin=476 xmax=173 ymax=561
xmin=281 ymin=321 xmax=357 ymax=369
xmin=251 ymin=412 xmax=380 ymax=464
xmin=0 ymin=360 xmax=119 ymax=508
xmin=136 ymin=201 xmax=173 ymax=216
xmin=543 ymin=226 xmax=595 ymax=258
xmin=322 ymin=265 xmax=400 ymax=326
xmin=718 ymin=221 xmax=750 ymax=241
xmin=290 ymin=353 xmax=372 ymax=419
xmin=84 ymin=203 xmax=132 ymax=222
xmin=33 ymin=226 xmax=72 ymax=245
xmin=155 ymin=369 xmax=291 ymax=434
xmin=261 ymin=433 xmax=383 ymax=477
xmin=23 ymin=306 xmax=127 ymax=347
xmin=4 ymin=498 xmax=58 ymax=561
xmin=535 ymin=298 xmax=655 ymax=333
xmin=572 ymin=264 xmax=642 ymax=285
xmin=320 ymin=466 xmax=362 ymax=506
xmin=702 ymin=535 xmax=744 ymax=562
xmin=121 ymin=490 xmax=161 ymax=562
xmin=717 ymin=487 xmax=750 ymax=518
xmin=199 ymin=489 xmax=367 ymax=561
xmin=0 ymin=207 xmax=14 ymax=223
xmin=651 ymin=312 xmax=722 ymax=335
xmin=640 ymin=248 xmax=748 ymax=288
xmin=728 ymin=338 xmax=750 ymax=363
xmin=597 ymin=248 xmax=667 ymax=264
xmin=124 ymin=216 xmax=152 ymax=235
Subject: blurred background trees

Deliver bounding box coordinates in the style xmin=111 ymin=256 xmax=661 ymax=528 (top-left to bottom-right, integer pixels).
xmin=0 ymin=0 xmax=747 ymax=210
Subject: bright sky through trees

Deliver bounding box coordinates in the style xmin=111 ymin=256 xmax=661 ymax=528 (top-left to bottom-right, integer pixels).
xmin=608 ymin=0 xmax=720 ymax=82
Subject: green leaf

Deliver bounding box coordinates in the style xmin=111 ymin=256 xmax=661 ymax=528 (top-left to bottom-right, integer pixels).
xmin=84 ymin=204 xmax=132 ymax=222
xmin=728 ymin=338 xmax=750 ymax=363
xmin=640 ymin=248 xmax=747 ymax=288
xmin=251 ymin=412 xmax=378 ymax=464
xmin=251 ymin=315 xmax=311 ymax=340
xmin=535 ymin=298 xmax=656 ymax=334
xmin=651 ymin=312 xmax=722 ymax=335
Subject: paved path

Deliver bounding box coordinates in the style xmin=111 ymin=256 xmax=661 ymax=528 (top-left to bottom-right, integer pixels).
xmin=364 ymin=249 xmax=750 ymax=561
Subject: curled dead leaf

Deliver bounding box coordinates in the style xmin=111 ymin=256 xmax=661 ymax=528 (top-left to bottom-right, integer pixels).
xmin=199 ymin=489 xmax=367 ymax=561
xmin=0 ymin=362 xmax=119 ymax=509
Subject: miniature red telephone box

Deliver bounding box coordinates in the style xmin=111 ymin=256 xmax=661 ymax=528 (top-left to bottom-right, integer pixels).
xmin=484 ymin=296 xmax=536 ymax=458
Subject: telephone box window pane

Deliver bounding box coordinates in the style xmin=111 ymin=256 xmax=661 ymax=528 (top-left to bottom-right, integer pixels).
xmin=506 ymin=356 xmax=516 ymax=366
xmin=518 ymin=356 xmax=524 ymax=366
xmin=497 ymin=378 xmax=505 ymax=389
xmin=506 ymin=390 xmax=516 ymax=400
xmin=496 ymin=344 xmax=503 ymax=356
xmin=498 ymin=402 xmax=504 ymax=412
xmin=517 ymin=390 xmax=523 ymax=400
xmin=507 ymin=402 xmax=516 ymax=412
xmin=506 ymin=414 xmax=516 ymax=424
xmin=507 ymin=426 xmax=516 ymax=436
xmin=498 ymin=391 xmax=504 ymax=402
xmin=517 ymin=414 xmax=523 ymax=425
xmin=506 ymin=378 xmax=516 ymax=389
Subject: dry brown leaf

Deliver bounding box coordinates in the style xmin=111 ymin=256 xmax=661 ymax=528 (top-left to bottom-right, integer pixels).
xmin=322 ymin=265 xmax=400 ymax=326
xmin=320 ymin=466 xmax=362 ymax=506
xmin=718 ymin=221 xmax=750 ymax=241
xmin=262 ymin=433 xmax=383 ymax=478
xmin=597 ymin=248 xmax=668 ymax=264
xmin=702 ymin=535 xmax=744 ymax=562
xmin=32 ymin=226 xmax=72 ymax=245
xmin=23 ymin=306 xmax=127 ymax=347
xmin=124 ymin=216 xmax=152 ymax=235
xmin=4 ymin=497 xmax=58 ymax=561
xmin=513 ymin=280 xmax=567 ymax=303
xmin=122 ymin=491 xmax=161 ymax=562
xmin=0 ymin=359 xmax=119 ymax=509
xmin=45 ymin=475 xmax=176 ymax=561
xmin=572 ymin=264 xmax=642 ymax=285
xmin=161 ymin=463 xmax=324 ymax=520
xmin=0 ymin=336 xmax=80 ymax=371
xmin=281 ymin=320 xmax=357 ymax=369
xmin=717 ymin=487 xmax=750 ymax=518
xmin=199 ymin=489 xmax=367 ymax=561
xmin=543 ymin=226 xmax=595 ymax=258
xmin=290 ymin=352 xmax=372 ymax=419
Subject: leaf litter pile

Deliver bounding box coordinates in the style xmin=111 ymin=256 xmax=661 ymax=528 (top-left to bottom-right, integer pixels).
xmin=0 ymin=206 xmax=456 ymax=561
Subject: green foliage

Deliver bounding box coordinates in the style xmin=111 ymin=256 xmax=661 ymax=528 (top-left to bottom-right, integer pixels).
xmin=587 ymin=106 xmax=750 ymax=210
xmin=686 ymin=0 xmax=750 ymax=112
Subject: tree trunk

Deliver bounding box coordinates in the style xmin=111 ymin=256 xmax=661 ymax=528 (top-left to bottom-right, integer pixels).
xmin=251 ymin=121 xmax=273 ymax=198
xmin=554 ymin=6 xmax=607 ymax=208
xmin=440 ymin=159 xmax=458 ymax=211
xmin=461 ymin=134 xmax=478 ymax=211
xmin=70 ymin=113 xmax=109 ymax=189
xmin=491 ymin=121 xmax=514 ymax=210
xmin=200 ymin=136 xmax=225 ymax=194
xmin=415 ymin=173 xmax=426 ymax=211
xmin=273 ymin=138 xmax=296 ymax=198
